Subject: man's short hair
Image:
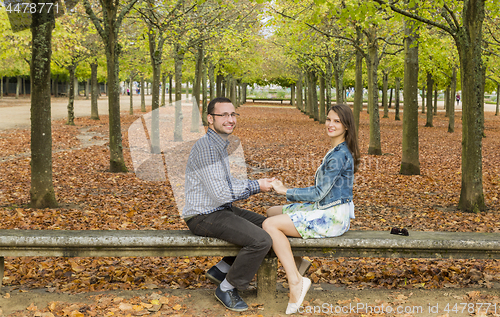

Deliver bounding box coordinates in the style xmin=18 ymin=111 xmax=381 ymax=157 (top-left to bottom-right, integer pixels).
xmin=207 ymin=97 xmax=233 ymax=115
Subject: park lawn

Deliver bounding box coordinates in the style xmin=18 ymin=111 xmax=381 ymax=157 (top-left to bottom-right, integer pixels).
xmin=0 ymin=104 xmax=498 ymax=295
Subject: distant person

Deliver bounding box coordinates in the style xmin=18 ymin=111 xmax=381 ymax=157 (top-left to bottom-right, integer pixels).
xmin=127 ymin=88 xmax=130 ymax=96
xmin=456 ymin=93 xmax=460 ymax=105
xmin=182 ymin=97 xmax=275 ymax=312
xmin=263 ymin=104 xmax=360 ymax=314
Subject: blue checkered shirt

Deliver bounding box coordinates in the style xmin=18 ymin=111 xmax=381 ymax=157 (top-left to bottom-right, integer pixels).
xmin=182 ymin=128 xmax=260 ymax=219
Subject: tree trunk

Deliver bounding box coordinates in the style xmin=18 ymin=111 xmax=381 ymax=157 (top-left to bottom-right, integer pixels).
xmin=169 ymin=73 xmax=173 ymax=106
xmin=140 ymin=76 xmax=146 ymax=112
xmin=425 ymin=72 xmax=434 ymax=127
xmin=421 ymin=84 xmax=425 ymax=113
xmin=382 ymin=72 xmax=389 ymax=118
xmin=90 ymin=62 xmax=99 ymax=120
xmin=174 ymin=44 xmax=185 ymax=142
xmin=85 ymin=79 xmax=90 ymax=100
xmin=319 ymin=74 xmax=326 ymax=123
xmin=290 ymin=84 xmax=295 ymax=107
xmin=303 ymin=78 xmax=308 ymax=114
xmin=388 ymin=87 xmax=393 ymax=108
xmin=242 ymin=83 xmax=247 ymax=104
xmin=448 ymin=67 xmax=456 ymax=133
xmin=74 ymin=77 xmax=79 ymax=98
xmin=333 ymin=53 xmax=344 ymax=104
xmin=104 ymin=10 xmax=128 ymax=172
xmin=227 ymin=76 xmax=235 ymax=104
xmin=192 ymin=44 xmax=203 ymax=132
xmin=433 ymin=86 xmax=438 ymax=115
xmin=366 ymin=28 xmax=382 ymax=155
xmin=148 ymin=27 xmax=163 ymax=154
xmin=325 ymin=61 xmax=333 ymax=112
xmin=161 ymin=73 xmax=166 ymax=107
xmin=496 ymin=83 xmax=499 ymax=116
xmin=208 ymin=62 xmax=215 ymax=102
xmin=15 ymin=76 xmax=20 ymax=99
xmin=400 ymin=11 xmax=420 ymax=175
xmin=457 ymin=0 xmax=486 ymax=212
xmin=311 ymin=71 xmax=319 ymax=121
xmin=395 ymin=78 xmax=401 ymax=121
xmin=353 ymin=27 xmax=363 ymax=133
xmin=1 ymin=76 xmax=3 ymax=98
xmin=30 ymin=3 xmax=58 ymax=208
xmin=216 ymin=73 xmax=223 ymax=98
xmin=445 ymin=85 xmax=450 ymax=118
xmin=129 ymin=76 xmax=133 ymax=115
xmin=67 ymin=65 xmax=76 ymax=125
xmin=202 ymin=60 xmax=208 ymax=126
xmin=306 ymin=71 xmax=312 ymax=117
xmin=185 ymin=81 xmax=189 ymax=100
xmin=296 ymin=72 xmax=303 ymax=111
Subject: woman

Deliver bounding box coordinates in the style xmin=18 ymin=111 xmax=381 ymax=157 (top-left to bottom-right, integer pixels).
xmin=262 ymin=104 xmax=360 ymax=314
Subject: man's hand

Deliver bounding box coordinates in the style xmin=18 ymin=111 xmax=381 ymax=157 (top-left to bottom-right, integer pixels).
xmin=271 ymin=179 xmax=288 ymax=195
xmin=258 ymin=178 xmax=276 ymax=192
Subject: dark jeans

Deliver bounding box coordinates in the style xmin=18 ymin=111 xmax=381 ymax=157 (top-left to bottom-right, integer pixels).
xmin=185 ymin=206 xmax=272 ymax=290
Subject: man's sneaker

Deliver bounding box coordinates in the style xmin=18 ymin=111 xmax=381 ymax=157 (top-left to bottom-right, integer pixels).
xmin=215 ymin=285 xmax=248 ymax=312
xmin=206 ymin=265 xmax=226 ymax=285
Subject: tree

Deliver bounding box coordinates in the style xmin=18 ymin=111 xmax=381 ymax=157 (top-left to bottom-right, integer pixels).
xmin=30 ymin=0 xmax=58 ymax=208
xmin=400 ymin=2 xmax=420 ymax=175
xmin=83 ymin=0 xmax=139 ymax=172
xmin=52 ymin=11 xmax=93 ymax=125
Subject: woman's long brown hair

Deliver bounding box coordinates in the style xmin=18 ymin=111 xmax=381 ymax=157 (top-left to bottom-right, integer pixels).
xmin=328 ymin=104 xmax=361 ymax=173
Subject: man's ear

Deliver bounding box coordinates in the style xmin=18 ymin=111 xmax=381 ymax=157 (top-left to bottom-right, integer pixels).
xmin=207 ymin=114 xmax=213 ymax=125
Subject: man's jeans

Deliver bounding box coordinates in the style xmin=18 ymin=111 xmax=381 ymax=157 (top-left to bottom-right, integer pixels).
xmin=185 ymin=206 xmax=272 ymax=290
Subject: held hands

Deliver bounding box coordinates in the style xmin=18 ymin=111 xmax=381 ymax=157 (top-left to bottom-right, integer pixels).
xmin=258 ymin=177 xmax=276 ymax=192
xmin=271 ymin=179 xmax=288 ymax=195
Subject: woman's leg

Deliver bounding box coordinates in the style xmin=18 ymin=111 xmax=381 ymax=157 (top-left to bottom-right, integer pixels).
xmin=266 ymin=205 xmax=284 ymax=217
xmin=262 ymin=214 xmax=304 ymax=303
xmin=267 ymin=206 xmax=310 ymax=273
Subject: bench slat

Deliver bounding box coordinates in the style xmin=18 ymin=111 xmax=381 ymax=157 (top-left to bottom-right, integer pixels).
xmin=0 ymin=230 xmax=499 ymax=259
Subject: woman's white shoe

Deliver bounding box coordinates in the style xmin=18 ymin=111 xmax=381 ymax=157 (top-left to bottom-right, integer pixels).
xmin=285 ymin=277 xmax=311 ymax=314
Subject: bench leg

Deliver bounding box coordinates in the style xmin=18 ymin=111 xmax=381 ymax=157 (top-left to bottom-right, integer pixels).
xmin=0 ymin=256 xmax=4 ymax=291
xmin=257 ymin=256 xmax=277 ymax=300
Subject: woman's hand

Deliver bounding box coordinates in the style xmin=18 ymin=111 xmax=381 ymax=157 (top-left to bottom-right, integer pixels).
xmin=271 ymin=179 xmax=288 ymax=195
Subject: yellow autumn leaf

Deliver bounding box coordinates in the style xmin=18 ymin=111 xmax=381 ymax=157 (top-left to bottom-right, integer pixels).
xmin=132 ymin=305 xmax=143 ymax=311
xmin=151 ymin=299 xmax=160 ymax=305
xmin=173 ymin=304 xmax=182 ymax=310
xmin=70 ymin=311 xmax=84 ymax=317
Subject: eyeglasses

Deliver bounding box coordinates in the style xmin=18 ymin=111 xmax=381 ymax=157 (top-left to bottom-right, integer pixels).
xmin=390 ymin=227 xmax=409 ymax=236
xmin=210 ymin=112 xmax=240 ymax=119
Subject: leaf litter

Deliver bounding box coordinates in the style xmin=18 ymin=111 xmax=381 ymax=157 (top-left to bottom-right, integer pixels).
xmin=0 ymin=104 xmax=499 ymax=316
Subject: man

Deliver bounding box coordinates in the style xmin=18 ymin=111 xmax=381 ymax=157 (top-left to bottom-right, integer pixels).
xmin=182 ymin=97 xmax=275 ymax=312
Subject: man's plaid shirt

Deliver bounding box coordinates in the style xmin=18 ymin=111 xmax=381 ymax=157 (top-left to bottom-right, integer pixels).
xmin=182 ymin=128 xmax=260 ymax=219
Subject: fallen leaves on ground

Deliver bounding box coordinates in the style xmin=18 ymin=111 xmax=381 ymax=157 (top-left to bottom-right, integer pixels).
xmin=0 ymin=103 xmax=499 ymax=314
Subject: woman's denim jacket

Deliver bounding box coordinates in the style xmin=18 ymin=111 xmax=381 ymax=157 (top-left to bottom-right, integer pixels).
xmin=286 ymin=141 xmax=354 ymax=209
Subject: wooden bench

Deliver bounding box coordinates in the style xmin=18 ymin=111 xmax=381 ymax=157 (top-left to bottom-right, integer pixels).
xmin=0 ymin=230 xmax=499 ymax=299
xmin=251 ymin=98 xmax=290 ymax=104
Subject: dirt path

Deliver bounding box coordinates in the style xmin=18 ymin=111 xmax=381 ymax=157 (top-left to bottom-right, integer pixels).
xmin=1 ymin=94 xmax=497 ymax=131
xmin=1 ymin=283 xmax=499 ymax=316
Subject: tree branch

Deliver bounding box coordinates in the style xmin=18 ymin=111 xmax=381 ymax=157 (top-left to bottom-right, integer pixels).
xmin=371 ymin=0 xmax=456 ymax=37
